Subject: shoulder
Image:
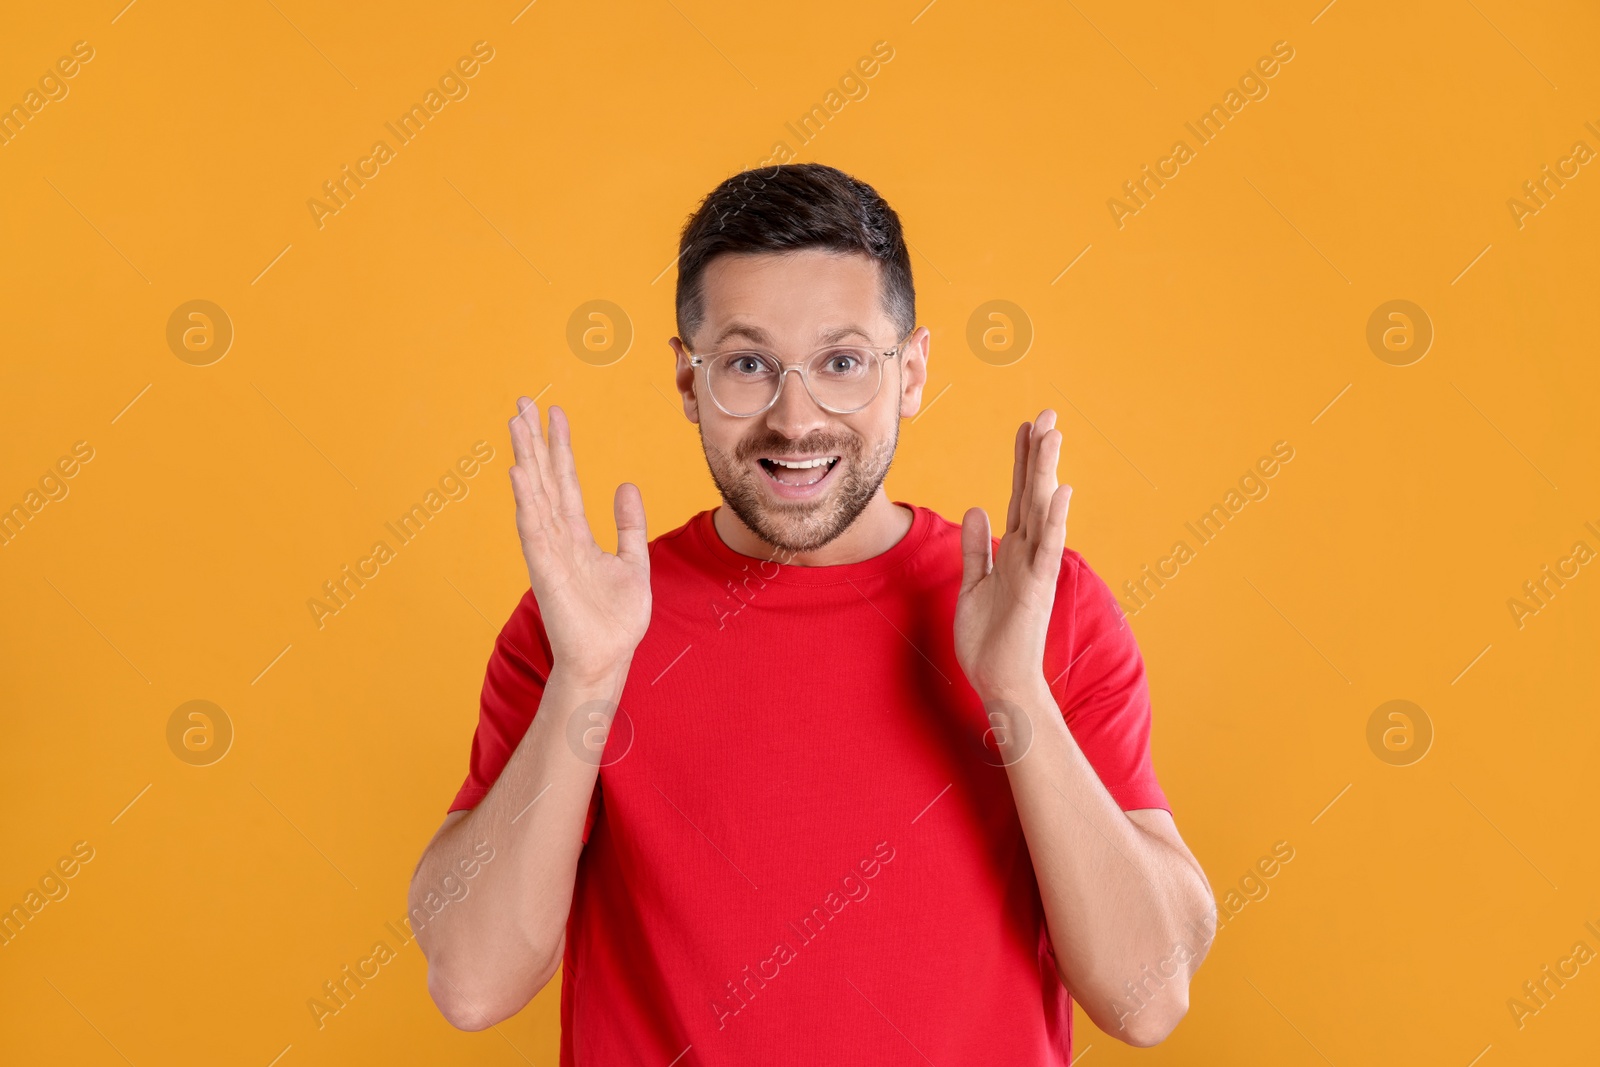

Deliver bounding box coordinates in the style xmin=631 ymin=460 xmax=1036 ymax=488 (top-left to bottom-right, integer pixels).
xmin=1055 ymin=547 xmax=1129 ymax=630
xmin=1058 ymin=546 xmax=1106 ymax=595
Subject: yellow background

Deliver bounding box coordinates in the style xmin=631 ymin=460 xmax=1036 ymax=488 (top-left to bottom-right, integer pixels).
xmin=3 ymin=0 xmax=1596 ymax=1063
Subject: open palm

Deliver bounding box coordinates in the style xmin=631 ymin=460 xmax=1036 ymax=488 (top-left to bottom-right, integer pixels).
xmin=954 ymin=410 xmax=1073 ymax=700
xmin=508 ymin=400 xmax=651 ymax=680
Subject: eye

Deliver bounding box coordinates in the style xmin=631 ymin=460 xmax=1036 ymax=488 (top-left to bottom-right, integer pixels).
xmin=724 ymin=352 xmax=774 ymax=375
xmin=818 ymin=348 xmax=870 ymax=375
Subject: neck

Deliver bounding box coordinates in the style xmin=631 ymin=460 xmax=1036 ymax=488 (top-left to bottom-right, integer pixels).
xmin=712 ymin=489 xmax=914 ymax=566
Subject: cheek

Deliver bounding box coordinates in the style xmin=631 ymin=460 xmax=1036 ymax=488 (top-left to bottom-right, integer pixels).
xmin=847 ymin=420 xmax=896 ymax=474
xmin=868 ymin=406 xmax=901 ymax=449
xmin=701 ymin=419 xmax=752 ymax=469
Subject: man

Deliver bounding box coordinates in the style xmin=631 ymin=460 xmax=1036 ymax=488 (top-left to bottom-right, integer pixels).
xmin=409 ymin=163 xmax=1215 ymax=1064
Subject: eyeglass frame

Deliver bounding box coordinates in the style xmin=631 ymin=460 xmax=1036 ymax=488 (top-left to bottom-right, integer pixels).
xmin=685 ymin=326 xmax=918 ymax=418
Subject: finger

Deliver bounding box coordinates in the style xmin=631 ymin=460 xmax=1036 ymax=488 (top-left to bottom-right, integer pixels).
xmin=1023 ymin=411 xmax=1057 ymax=519
xmin=1026 ymin=427 xmax=1061 ymax=543
xmin=615 ymin=483 xmax=649 ymax=566
xmin=547 ymin=406 xmax=589 ymax=524
xmin=960 ymin=507 xmax=993 ymax=594
xmin=1004 ymin=421 xmax=1030 ymax=534
xmin=508 ymin=455 xmax=545 ymax=519
xmin=508 ymin=401 xmax=554 ymax=527
xmin=1034 ymin=484 xmax=1073 ymax=582
xmin=517 ymin=399 xmax=560 ymax=514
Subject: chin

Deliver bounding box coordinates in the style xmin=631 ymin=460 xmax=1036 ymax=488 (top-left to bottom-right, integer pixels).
xmin=702 ymin=430 xmax=896 ymax=555
xmin=745 ymin=491 xmax=854 ymax=554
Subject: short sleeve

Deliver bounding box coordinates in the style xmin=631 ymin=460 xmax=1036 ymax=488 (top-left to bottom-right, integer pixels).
xmin=1044 ymin=551 xmax=1170 ymax=813
xmin=447 ymin=588 xmax=602 ymax=843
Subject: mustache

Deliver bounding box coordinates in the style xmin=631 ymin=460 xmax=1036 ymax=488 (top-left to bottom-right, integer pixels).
xmin=732 ymin=429 xmax=860 ymax=463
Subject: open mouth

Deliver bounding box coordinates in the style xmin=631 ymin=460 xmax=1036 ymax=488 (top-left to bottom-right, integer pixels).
xmin=758 ymin=455 xmax=840 ymax=491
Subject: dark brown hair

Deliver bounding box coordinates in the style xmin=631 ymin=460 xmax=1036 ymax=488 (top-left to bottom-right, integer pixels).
xmin=674 ymin=163 xmax=915 ymax=347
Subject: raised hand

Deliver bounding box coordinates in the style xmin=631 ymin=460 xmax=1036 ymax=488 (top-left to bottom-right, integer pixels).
xmin=508 ymin=399 xmax=651 ymax=682
xmin=954 ymin=410 xmax=1073 ymax=701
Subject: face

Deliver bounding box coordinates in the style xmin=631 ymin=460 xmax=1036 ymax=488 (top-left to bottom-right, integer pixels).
xmin=671 ymin=249 xmax=927 ymax=553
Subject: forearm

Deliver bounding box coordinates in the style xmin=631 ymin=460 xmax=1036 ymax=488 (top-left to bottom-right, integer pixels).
xmin=411 ymin=661 xmax=629 ymax=1029
xmin=988 ymin=674 xmax=1215 ymax=1044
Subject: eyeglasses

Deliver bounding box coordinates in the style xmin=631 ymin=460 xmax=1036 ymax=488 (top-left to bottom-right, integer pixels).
xmin=687 ymin=328 xmax=916 ymax=417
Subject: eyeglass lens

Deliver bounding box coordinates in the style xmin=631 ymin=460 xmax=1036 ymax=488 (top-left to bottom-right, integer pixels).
xmin=706 ymin=346 xmax=886 ymax=415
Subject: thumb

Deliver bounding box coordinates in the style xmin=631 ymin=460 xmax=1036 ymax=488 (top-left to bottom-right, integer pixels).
xmin=614 ymin=483 xmax=648 ymax=565
xmin=960 ymin=507 xmax=992 ymax=593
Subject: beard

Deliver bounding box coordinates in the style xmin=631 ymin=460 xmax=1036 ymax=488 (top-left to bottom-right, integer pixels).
xmin=700 ymin=418 xmax=898 ymax=554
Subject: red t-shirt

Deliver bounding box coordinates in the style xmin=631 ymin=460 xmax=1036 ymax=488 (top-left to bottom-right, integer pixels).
xmin=449 ymin=502 xmax=1168 ymax=1065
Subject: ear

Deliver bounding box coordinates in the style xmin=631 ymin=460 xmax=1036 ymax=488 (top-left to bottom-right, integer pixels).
xmin=669 ymin=337 xmax=701 ymax=424
xmin=897 ymin=327 xmax=930 ymax=420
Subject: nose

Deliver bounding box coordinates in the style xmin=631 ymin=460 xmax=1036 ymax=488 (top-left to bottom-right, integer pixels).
xmin=763 ymin=366 xmax=829 ymax=440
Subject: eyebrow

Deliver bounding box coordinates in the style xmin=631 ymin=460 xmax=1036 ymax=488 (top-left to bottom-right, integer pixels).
xmin=705 ymin=322 xmax=874 ymax=349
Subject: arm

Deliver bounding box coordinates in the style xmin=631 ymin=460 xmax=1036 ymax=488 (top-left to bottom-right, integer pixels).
xmin=410 ymin=663 xmax=629 ymax=1029
xmin=955 ymin=411 xmax=1215 ymax=1047
xmin=410 ymin=399 xmax=649 ymax=1030
xmin=990 ymin=675 xmax=1214 ymax=1044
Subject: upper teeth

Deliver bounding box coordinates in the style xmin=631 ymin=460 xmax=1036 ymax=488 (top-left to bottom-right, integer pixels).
xmin=770 ymin=457 xmax=835 ymax=469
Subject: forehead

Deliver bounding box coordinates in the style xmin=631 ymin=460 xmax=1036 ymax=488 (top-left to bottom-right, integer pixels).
xmin=695 ymin=249 xmax=889 ymax=347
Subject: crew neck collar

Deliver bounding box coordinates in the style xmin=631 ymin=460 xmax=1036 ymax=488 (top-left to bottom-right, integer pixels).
xmin=692 ymin=502 xmax=933 ymax=585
